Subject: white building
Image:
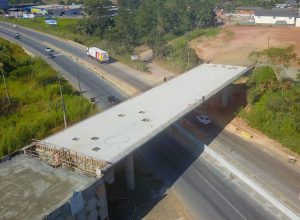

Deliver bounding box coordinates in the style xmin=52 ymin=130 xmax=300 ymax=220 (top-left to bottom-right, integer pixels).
xmin=296 ymin=17 xmax=300 ymax=27
xmin=254 ymin=8 xmax=297 ymax=25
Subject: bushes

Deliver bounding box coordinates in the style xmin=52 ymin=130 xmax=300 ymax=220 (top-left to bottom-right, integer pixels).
xmin=241 ymin=66 xmax=300 ymax=154
xmin=0 ymin=38 xmax=96 ymax=157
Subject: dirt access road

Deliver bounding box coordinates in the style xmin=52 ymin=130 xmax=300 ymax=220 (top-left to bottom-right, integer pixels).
xmin=191 ymin=25 xmax=300 ymax=67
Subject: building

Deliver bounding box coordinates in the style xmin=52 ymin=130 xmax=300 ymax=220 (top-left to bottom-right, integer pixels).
xmin=235 ymin=6 xmax=261 ymax=16
xmin=31 ymin=4 xmax=83 ymax=16
xmin=64 ymin=4 xmax=83 ymax=16
xmin=0 ymin=0 xmax=9 ymax=10
xmin=254 ymin=8 xmax=297 ymax=25
xmin=296 ymin=17 xmax=300 ymax=27
xmin=0 ymin=148 xmax=109 ymax=220
xmin=285 ymin=0 xmax=298 ymax=8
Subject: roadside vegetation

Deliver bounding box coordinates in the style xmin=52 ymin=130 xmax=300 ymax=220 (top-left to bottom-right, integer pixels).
xmin=2 ymin=0 xmax=220 ymax=72
xmin=0 ymin=37 xmax=96 ymax=157
xmin=241 ymin=46 xmax=300 ymax=154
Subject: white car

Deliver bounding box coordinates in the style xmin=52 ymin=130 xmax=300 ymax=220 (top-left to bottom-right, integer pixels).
xmin=45 ymin=47 xmax=53 ymax=53
xmin=196 ymin=114 xmax=212 ymax=125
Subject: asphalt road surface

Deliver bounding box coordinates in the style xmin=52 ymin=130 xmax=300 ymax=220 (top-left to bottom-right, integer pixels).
xmin=186 ymin=111 xmax=300 ymax=214
xmin=138 ymin=133 xmax=283 ymax=220
xmin=0 ymin=26 xmax=126 ymax=110
xmin=0 ymin=22 xmax=152 ymax=92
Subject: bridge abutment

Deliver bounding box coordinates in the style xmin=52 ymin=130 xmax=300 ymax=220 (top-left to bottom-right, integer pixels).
xmin=125 ymin=153 xmax=135 ymax=190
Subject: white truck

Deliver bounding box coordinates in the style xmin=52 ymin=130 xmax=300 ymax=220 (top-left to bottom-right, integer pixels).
xmin=86 ymin=47 xmax=109 ymax=63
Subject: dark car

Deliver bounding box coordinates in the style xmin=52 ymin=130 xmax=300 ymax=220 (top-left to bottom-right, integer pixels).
xmin=107 ymin=96 xmax=120 ymax=104
xmin=48 ymin=53 xmax=55 ymax=58
xmin=15 ymin=33 xmax=21 ymax=39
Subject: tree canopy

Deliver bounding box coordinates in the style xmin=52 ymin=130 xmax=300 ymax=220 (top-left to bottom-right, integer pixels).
xmin=80 ymin=0 xmax=216 ymax=49
xmin=242 ymin=66 xmax=300 ymax=154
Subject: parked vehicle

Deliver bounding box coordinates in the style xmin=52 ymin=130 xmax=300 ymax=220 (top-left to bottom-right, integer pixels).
xmin=86 ymin=47 xmax=109 ymax=63
xmin=196 ymin=114 xmax=212 ymax=125
xmin=107 ymin=96 xmax=120 ymax=104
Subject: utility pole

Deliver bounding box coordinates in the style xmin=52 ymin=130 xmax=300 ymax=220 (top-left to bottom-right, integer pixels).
xmin=187 ymin=5 xmax=191 ymax=70
xmin=58 ymin=73 xmax=67 ymax=128
xmin=76 ymin=71 xmax=82 ymax=96
xmin=187 ymin=33 xmax=190 ymax=68
xmin=268 ymin=36 xmax=270 ymax=49
xmin=0 ymin=63 xmax=11 ymax=105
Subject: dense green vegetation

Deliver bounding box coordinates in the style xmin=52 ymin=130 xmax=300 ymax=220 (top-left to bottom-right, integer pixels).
xmin=78 ymin=0 xmax=216 ymax=70
xmin=0 ymin=17 xmax=83 ymax=42
xmin=243 ymin=46 xmax=300 ymax=154
xmin=249 ymin=45 xmax=298 ymax=79
xmin=0 ymin=38 xmax=96 ymax=157
xmin=241 ymin=66 xmax=300 ymax=154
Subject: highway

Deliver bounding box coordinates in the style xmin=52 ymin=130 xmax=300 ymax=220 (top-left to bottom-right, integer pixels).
xmin=138 ymin=133 xmax=281 ymax=220
xmin=0 ymin=22 xmax=298 ymax=219
xmin=0 ymin=22 xmax=152 ymax=92
xmin=0 ymin=26 xmax=127 ymax=110
xmin=186 ymin=111 xmax=300 ymax=214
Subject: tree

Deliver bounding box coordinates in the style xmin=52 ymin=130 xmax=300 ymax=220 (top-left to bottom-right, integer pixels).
xmin=118 ymin=0 xmax=141 ymax=9
xmin=80 ymin=0 xmax=113 ymax=35
xmin=111 ymin=8 xmax=137 ymax=50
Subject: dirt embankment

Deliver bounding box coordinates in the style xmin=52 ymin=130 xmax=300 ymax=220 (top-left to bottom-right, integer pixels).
xmin=191 ymin=25 xmax=300 ymax=67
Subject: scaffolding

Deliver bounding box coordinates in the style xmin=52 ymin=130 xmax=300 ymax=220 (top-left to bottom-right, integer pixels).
xmin=23 ymin=142 xmax=107 ymax=177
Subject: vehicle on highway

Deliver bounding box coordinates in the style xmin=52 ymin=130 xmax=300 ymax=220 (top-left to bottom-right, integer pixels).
xmin=196 ymin=114 xmax=212 ymax=125
xmin=48 ymin=53 xmax=55 ymax=58
xmin=15 ymin=33 xmax=21 ymax=39
xmin=87 ymin=47 xmax=109 ymax=63
xmin=45 ymin=47 xmax=53 ymax=53
xmin=107 ymin=96 xmax=120 ymax=104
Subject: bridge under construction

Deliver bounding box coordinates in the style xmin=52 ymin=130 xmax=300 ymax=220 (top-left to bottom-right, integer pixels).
xmin=1 ymin=63 xmax=249 ymax=220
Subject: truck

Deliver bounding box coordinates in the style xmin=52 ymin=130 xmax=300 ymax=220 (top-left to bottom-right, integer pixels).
xmin=86 ymin=47 xmax=109 ymax=63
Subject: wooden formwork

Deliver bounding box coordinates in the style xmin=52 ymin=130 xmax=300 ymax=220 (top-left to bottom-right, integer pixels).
xmin=23 ymin=143 xmax=107 ymax=177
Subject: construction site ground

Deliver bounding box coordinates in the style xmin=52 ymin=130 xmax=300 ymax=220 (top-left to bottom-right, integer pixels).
xmin=191 ymin=25 xmax=300 ymax=72
xmin=106 ymin=155 xmax=191 ymax=220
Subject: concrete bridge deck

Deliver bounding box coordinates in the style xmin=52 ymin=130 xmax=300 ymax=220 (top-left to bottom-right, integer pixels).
xmin=41 ymin=64 xmax=249 ymax=166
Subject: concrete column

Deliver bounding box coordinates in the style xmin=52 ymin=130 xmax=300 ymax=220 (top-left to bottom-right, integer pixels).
xmin=125 ymin=153 xmax=135 ymax=191
xmin=222 ymin=88 xmax=229 ymax=107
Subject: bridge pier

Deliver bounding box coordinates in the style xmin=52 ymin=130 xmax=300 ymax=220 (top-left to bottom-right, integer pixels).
xmin=222 ymin=88 xmax=229 ymax=107
xmin=125 ymin=153 xmax=135 ymax=191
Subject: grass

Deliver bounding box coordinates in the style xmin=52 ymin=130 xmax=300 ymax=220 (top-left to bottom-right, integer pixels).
xmin=1 ymin=17 xmax=84 ymax=41
xmin=156 ymin=27 xmax=220 ymax=72
xmin=0 ymin=37 xmax=97 ymax=157
xmin=1 ymin=17 xmax=150 ymax=71
xmin=1 ymin=18 xmax=221 ymax=73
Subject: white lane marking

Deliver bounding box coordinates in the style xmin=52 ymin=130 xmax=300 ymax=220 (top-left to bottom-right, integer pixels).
xmin=174 ymin=124 xmax=300 ymax=220
xmin=161 ymin=138 xmax=248 ymax=220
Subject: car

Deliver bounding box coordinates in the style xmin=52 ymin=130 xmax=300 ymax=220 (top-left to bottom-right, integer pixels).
xmin=15 ymin=33 xmax=21 ymax=39
xmin=45 ymin=47 xmax=53 ymax=53
xmin=196 ymin=114 xmax=212 ymax=125
xmin=107 ymin=96 xmax=120 ymax=104
xmin=48 ymin=53 xmax=55 ymax=58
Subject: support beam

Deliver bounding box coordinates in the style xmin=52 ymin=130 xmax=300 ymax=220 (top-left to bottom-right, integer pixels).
xmin=222 ymin=88 xmax=229 ymax=107
xmin=125 ymin=153 xmax=135 ymax=190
